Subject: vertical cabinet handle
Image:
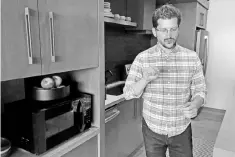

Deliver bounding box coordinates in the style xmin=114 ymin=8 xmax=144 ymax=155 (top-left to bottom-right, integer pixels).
xmin=49 ymin=12 xmax=55 ymax=62
xmin=25 ymin=7 xmax=33 ymax=64
xmin=199 ymin=13 xmax=204 ymax=27
xmin=139 ymin=99 xmax=142 ymax=116
xmin=105 ymin=108 xmax=120 ymax=123
xmin=203 ymin=36 xmax=209 ymax=75
xmin=133 ymin=99 xmax=137 ymax=119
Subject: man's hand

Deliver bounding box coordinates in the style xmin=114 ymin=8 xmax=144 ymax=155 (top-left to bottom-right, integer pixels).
xmin=180 ymin=102 xmax=198 ymax=119
xmin=142 ymin=67 xmax=160 ymax=83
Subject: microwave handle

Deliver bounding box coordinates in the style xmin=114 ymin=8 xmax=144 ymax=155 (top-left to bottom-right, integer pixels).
xmin=79 ymin=103 xmax=86 ymax=132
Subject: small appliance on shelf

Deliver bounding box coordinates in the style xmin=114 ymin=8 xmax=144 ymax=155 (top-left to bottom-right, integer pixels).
xmin=2 ymin=91 xmax=93 ymax=155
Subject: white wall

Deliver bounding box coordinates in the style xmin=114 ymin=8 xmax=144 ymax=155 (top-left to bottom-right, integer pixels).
xmin=205 ymin=0 xmax=235 ymax=109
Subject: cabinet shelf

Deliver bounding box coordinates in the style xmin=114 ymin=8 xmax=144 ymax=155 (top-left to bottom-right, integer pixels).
xmin=39 ymin=126 xmax=100 ymax=157
xmin=104 ymin=17 xmax=137 ymax=27
xmin=125 ymin=30 xmax=153 ymax=35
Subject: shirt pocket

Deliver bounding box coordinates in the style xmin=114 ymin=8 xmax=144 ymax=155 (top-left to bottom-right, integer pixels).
xmin=176 ymin=66 xmax=193 ymax=85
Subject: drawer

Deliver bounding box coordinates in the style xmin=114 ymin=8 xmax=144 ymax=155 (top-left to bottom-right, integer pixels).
xmin=196 ymin=2 xmax=208 ymax=28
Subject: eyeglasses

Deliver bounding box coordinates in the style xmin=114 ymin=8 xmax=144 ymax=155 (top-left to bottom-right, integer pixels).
xmin=155 ymin=27 xmax=178 ymax=34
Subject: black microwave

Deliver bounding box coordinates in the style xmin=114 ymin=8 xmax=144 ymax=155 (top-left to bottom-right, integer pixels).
xmin=2 ymin=92 xmax=92 ymax=155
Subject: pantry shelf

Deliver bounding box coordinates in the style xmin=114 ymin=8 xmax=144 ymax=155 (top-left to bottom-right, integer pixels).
xmin=104 ymin=17 xmax=137 ymax=27
xmin=39 ymin=126 xmax=100 ymax=157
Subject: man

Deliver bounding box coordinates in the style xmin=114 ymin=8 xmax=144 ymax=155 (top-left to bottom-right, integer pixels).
xmin=123 ymin=4 xmax=206 ymax=157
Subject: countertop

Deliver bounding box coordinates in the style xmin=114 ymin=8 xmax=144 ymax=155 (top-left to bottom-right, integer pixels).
xmin=105 ymin=94 xmax=125 ymax=110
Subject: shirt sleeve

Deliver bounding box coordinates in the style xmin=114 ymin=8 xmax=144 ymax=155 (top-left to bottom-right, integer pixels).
xmin=191 ymin=55 xmax=207 ymax=104
xmin=123 ymin=54 xmax=143 ymax=100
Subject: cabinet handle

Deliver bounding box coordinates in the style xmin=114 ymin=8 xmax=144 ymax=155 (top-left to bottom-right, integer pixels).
xmin=133 ymin=99 xmax=137 ymax=119
xmin=105 ymin=108 xmax=120 ymax=123
xmin=203 ymin=36 xmax=209 ymax=75
xmin=49 ymin=12 xmax=55 ymax=62
xmin=139 ymin=99 xmax=142 ymax=117
xmin=25 ymin=7 xmax=33 ymax=64
xmin=199 ymin=13 xmax=204 ymax=27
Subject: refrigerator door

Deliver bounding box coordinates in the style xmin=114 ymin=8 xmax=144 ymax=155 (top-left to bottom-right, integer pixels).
xmin=195 ymin=30 xmax=209 ymax=75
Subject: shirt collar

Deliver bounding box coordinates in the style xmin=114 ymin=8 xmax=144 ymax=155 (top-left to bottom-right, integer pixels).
xmin=155 ymin=42 xmax=180 ymax=55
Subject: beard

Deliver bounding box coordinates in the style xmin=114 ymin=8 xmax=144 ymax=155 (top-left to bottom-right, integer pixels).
xmin=162 ymin=38 xmax=177 ymax=49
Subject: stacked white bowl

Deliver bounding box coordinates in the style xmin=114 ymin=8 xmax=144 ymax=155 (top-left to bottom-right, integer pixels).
xmin=104 ymin=2 xmax=114 ymax=17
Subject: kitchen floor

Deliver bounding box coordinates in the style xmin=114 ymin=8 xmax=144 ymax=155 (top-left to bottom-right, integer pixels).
xmin=132 ymin=107 xmax=225 ymax=157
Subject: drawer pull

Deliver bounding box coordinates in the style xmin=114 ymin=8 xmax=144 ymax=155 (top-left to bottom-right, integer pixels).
xmin=200 ymin=13 xmax=204 ymax=27
xmin=25 ymin=7 xmax=33 ymax=64
xmin=49 ymin=12 xmax=55 ymax=62
xmin=105 ymin=108 xmax=120 ymax=123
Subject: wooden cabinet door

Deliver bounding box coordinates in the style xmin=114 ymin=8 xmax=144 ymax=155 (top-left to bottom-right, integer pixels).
xmin=1 ymin=0 xmax=41 ymax=81
xmin=109 ymin=0 xmax=126 ymax=16
xmin=127 ymin=0 xmax=156 ymax=30
xmin=196 ymin=3 xmax=208 ymax=29
xmin=117 ymin=99 xmax=143 ymax=157
xmin=105 ymin=106 xmax=120 ymax=157
xmin=38 ymin=0 xmax=99 ymax=75
xmin=136 ymin=98 xmax=143 ymax=122
xmin=62 ymin=136 xmax=98 ymax=157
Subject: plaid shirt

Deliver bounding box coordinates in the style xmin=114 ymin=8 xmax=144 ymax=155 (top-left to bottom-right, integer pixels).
xmin=123 ymin=43 xmax=206 ymax=137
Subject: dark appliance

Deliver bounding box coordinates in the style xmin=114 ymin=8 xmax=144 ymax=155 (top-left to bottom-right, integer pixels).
xmin=2 ymin=92 xmax=92 ymax=155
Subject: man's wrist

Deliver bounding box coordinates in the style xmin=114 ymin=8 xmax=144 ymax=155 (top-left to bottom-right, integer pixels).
xmin=192 ymin=96 xmax=204 ymax=109
xmin=141 ymin=78 xmax=149 ymax=85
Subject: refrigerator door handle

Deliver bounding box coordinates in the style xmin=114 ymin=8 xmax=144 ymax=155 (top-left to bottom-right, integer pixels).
xmin=196 ymin=30 xmax=201 ymax=55
xmin=203 ymin=36 xmax=209 ymax=75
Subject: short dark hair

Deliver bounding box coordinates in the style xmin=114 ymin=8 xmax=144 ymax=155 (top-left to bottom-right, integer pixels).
xmin=152 ymin=4 xmax=182 ymax=28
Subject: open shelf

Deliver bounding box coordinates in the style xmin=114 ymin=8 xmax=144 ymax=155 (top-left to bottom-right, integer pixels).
xmin=104 ymin=17 xmax=137 ymax=27
xmin=40 ymin=126 xmax=100 ymax=157
xmin=125 ymin=29 xmax=153 ymax=35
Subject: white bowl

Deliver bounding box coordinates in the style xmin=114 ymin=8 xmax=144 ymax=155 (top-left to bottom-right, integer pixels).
xmin=120 ymin=16 xmax=125 ymax=20
xmin=31 ymin=85 xmax=70 ymax=101
xmin=125 ymin=17 xmax=131 ymax=21
xmin=1 ymin=137 xmax=11 ymax=157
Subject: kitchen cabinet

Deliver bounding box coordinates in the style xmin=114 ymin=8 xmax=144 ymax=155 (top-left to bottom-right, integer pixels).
xmin=172 ymin=0 xmax=209 ymax=50
xmin=105 ymin=105 xmax=120 ymax=157
xmin=1 ymin=0 xmax=105 ymax=157
xmin=62 ymin=136 xmax=98 ymax=157
xmin=126 ymin=0 xmax=156 ymax=31
xmin=38 ymin=0 xmax=99 ymax=74
xmin=196 ymin=2 xmax=208 ymax=28
xmin=1 ymin=0 xmax=99 ymax=81
xmin=173 ymin=0 xmax=209 ymax=29
xmin=117 ymin=99 xmax=143 ymax=157
xmin=1 ymin=0 xmax=42 ymax=81
xmin=107 ymin=0 xmax=126 ymax=16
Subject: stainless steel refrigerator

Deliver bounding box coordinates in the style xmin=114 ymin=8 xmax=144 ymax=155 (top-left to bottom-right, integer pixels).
xmin=195 ymin=29 xmax=209 ymax=76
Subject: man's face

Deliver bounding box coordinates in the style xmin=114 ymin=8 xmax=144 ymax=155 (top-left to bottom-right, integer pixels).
xmin=152 ymin=17 xmax=179 ymax=49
